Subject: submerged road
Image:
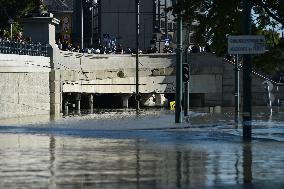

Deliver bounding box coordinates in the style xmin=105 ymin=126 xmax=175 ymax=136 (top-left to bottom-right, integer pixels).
xmin=0 ymin=108 xmax=284 ymax=189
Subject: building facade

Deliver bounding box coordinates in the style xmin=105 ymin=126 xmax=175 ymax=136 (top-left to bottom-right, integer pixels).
xmin=43 ymin=0 xmax=73 ymax=43
xmin=43 ymin=0 xmax=179 ymax=50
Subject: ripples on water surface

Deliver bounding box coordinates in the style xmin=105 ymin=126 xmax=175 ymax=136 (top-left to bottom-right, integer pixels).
xmin=0 ymin=108 xmax=284 ymax=189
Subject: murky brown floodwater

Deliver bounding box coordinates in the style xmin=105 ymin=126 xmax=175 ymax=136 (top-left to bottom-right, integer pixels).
xmin=0 ymin=108 xmax=284 ymax=189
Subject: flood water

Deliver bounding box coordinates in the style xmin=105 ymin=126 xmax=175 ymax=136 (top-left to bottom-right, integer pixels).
xmin=0 ymin=108 xmax=284 ymax=189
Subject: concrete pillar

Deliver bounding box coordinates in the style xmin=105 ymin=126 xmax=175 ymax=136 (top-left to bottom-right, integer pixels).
xmin=50 ymin=70 xmax=62 ymax=117
xmin=214 ymin=106 xmax=222 ymax=113
xmin=22 ymin=14 xmax=61 ymax=118
xmin=76 ymin=93 xmax=81 ymax=111
xmin=89 ymin=94 xmax=94 ymax=113
xmin=122 ymin=95 xmax=131 ymax=108
xmin=141 ymin=94 xmax=156 ymax=107
xmin=21 ymin=13 xmax=60 ymax=47
xmin=155 ymin=94 xmax=168 ymax=107
xmin=64 ymin=100 xmax=69 ymax=115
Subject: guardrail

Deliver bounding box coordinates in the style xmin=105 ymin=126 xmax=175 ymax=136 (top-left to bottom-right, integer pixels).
xmin=0 ymin=39 xmax=48 ymax=57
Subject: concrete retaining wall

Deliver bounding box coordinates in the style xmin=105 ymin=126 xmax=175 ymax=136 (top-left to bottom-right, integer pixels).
xmin=189 ymin=53 xmax=224 ymax=106
xmin=222 ymin=60 xmax=284 ymax=106
xmin=0 ymin=54 xmax=50 ymax=119
xmin=4 ymin=49 xmax=281 ymax=119
xmin=53 ymin=49 xmax=224 ymax=94
xmin=50 ymin=49 xmax=232 ymax=110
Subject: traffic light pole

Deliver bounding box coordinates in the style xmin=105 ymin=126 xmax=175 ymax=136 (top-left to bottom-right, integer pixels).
xmin=184 ymin=81 xmax=189 ymax=116
xmin=175 ymin=7 xmax=183 ymax=123
xmin=242 ymin=0 xmax=252 ymax=140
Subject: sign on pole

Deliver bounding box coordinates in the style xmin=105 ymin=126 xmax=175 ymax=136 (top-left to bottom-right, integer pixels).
xmin=228 ymin=35 xmax=265 ymax=54
xmin=8 ymin=18 xmax=15 ymax=24
xmin=165 ymin=38 xmax=170 ymax=46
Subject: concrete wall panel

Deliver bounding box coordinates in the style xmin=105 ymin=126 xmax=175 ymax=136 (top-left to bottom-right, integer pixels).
xmin=0 ymin=54 xmax=50 ymax=119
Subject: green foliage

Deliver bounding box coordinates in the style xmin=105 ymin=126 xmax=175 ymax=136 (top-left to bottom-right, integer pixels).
xmin=173 ymin=0 xmax=284 ymax=73
xmin=253 ymin=30 xmax=284 ymax=74
xmin=0 ymin=0 xmax=35 ymax=35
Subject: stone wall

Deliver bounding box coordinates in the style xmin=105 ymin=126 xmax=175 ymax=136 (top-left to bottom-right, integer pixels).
xmin=0 ymin=54 xmax=50 ymax=119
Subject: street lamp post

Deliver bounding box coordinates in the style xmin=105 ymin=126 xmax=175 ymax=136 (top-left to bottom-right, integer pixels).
xmin=81 ymin=0 xmax=84 ymax=49
xmin=136 ymin=0 xmax=140 ymax=110
xmin=90 ymin=0 xmax=98 ymax=47
xmin=82 ymin=0 xmax=98 ymax=49
xmin=90 ymin=6 xmax=94 ymax=47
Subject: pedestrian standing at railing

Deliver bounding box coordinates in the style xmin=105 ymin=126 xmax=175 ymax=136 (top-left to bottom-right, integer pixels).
xmin=56 ymin=39 xmax=63 ymax=50
xmin=95 ymin=48 xmax=100 ymax=54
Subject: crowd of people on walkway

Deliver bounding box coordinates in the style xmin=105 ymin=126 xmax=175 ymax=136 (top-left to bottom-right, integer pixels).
xmin=0 ymin=27 xmax=210 ymax=57
xmin=56 ymin=39 xmax=176 ymax=55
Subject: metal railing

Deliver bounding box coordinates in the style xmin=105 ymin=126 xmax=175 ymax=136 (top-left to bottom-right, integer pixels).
xmin=0 ymin=38 xmax=48 ymax=57
xmin=223 ymin=57 xmax=277 ymax=84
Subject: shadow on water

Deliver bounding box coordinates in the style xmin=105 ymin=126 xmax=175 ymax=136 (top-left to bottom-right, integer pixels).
xmin=243 ymin=142 xmax=252 ymax=187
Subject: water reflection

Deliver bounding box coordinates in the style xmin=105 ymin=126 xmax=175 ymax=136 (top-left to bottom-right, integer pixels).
xmin=135 ymin=140 xmax=140 ymax=189
xmin=176 ymin=151 xmax=182 ymax=188
xmin=0 ymin=132 xmax=284 ymax=189
xmin=1 ymin=108 xmax=284 ymax=188
xmin=243 ymin=142 xmax=252 ymax=184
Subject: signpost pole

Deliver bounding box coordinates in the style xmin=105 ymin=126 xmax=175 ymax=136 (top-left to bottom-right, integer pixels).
xmin=242 ymin=0 xmax=252 ymax=140
xmin=234 ymin=54 xmax=240 ymax=123
xmin=8 ymin=19 xmax=14 ymax=40
xmin=10 ymin=23 xmax=13 ymax=40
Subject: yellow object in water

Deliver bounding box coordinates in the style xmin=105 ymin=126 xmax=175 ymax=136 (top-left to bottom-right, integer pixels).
xmin=170 ymin=101 xmax=175 ymax=110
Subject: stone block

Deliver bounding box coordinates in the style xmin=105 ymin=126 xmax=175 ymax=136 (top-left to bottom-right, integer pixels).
xmin=50 ymin=92 xmax=61 ymax=104
xmin=50 ymin=103 xmax=61 ymax=116
xmin=50 ymin=81 xmax=61 ymax=93
xmin=49 ymin=70 xmax=61 ymax=81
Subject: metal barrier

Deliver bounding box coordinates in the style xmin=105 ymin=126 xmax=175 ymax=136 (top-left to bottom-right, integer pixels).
xmin=0 ymin=39 xmax=48 ymax=57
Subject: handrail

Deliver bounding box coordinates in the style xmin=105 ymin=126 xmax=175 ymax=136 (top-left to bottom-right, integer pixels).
xmin=0 ymin=38 xmax=48 ymax=57
xmin=223 ymin=57 xmax=277 ymax=85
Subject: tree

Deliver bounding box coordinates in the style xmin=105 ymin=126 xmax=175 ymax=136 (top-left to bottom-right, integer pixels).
xmin=172 ymin=0 xmax=284 ymax=73
xmin=171 ymin=0 xmax=284 ymax=50
xmin=0 ymin=0 xmax=35 ymax=37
